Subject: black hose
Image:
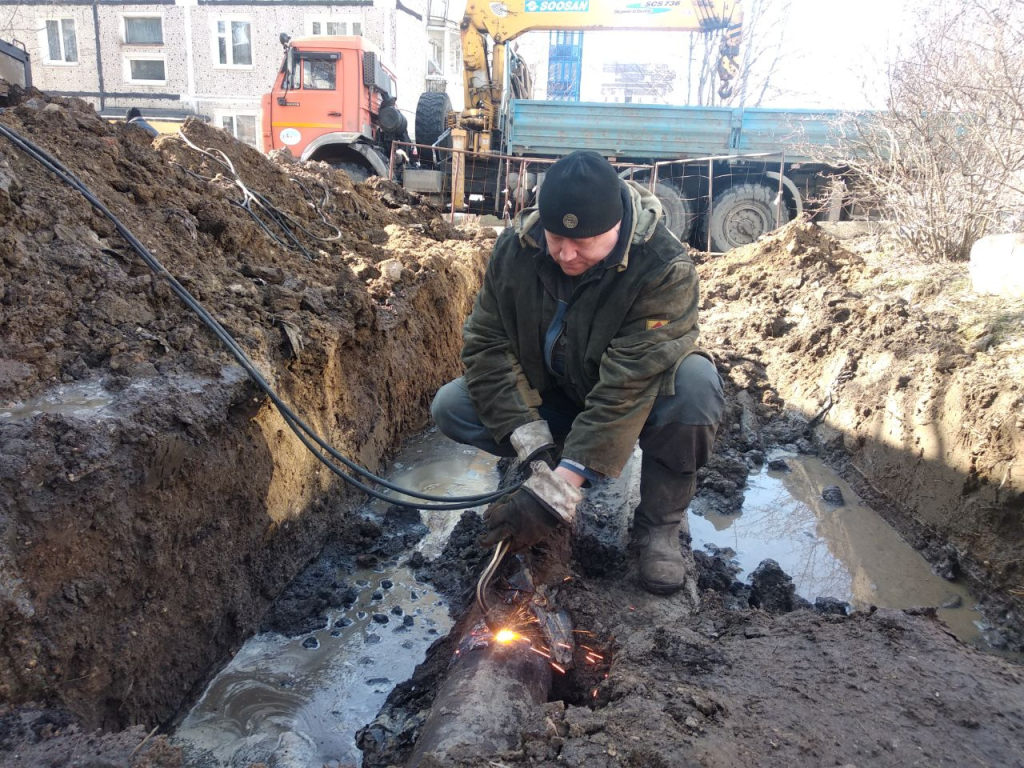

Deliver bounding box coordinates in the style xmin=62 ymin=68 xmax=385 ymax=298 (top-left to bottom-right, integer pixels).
xmin=0 ymin=118 xmax=519 ymax=510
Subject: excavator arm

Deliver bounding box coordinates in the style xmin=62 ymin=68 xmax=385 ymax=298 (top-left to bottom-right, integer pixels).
xmin=459 ymin=0 xmax=743 ymax=131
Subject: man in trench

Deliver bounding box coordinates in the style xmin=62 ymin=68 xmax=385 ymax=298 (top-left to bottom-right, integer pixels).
xmin=431 ymin=150 xmax=725 ymax=598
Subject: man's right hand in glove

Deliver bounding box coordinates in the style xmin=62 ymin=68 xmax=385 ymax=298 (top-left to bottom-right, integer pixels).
xmin=479 ymin=462 xmax=584 ymax=552
xmin=480 ymin=488 xmax=560 ymax=552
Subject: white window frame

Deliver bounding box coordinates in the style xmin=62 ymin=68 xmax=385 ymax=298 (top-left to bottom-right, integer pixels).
xmin=217 ymin=110 xmax=260 ymax=148
xmin=39 ymin=17 xmax=79 ymax=66
xmin=121 ymin=13 xmax=165 ymax=46
xmin=123 ymin=54 xmax=167 ymax=86
xmin=211 ymin=16 xmax=253 ymax=69
xmin=304 ymin=16 xmax=363 ymax=37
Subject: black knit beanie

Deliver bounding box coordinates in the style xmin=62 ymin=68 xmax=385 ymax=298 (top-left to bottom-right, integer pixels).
xmin=539 ymin=150 xmax=623 ymax=238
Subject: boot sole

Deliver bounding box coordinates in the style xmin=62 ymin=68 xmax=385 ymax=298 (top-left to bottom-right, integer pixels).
xmin=639 ymin=576 xmax=686 ymax=596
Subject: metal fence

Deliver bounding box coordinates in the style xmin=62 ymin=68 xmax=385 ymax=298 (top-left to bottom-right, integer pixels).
xmin=390 ymin=140 xmax=801 ymax=254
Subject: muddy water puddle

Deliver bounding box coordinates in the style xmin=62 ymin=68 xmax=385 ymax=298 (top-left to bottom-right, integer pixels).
xmin=172 ymin=429 xmax=499 ymax=767
xmin=0 ymin=381 xmax=115 ymax=420
xmin=690 ymin=453 xmax=991 ymax=648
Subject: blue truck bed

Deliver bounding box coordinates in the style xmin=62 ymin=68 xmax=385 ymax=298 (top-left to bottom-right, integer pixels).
xmin=503 ymin=100 xmax=845 ymax=164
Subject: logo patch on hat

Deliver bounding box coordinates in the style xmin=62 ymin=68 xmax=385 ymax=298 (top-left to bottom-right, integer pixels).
xmin=646 ymin=319 xmax=668 ymax=330
xmin=562 ymin=213 xmax=579 ymax=229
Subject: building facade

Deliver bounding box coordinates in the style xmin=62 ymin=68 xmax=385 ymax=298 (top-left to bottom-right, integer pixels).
xmin=0 ymin=0 xmax=460 ymax=145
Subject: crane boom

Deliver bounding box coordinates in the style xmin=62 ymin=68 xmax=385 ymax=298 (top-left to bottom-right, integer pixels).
xmin=459 ymin=0 xmax=743 ymax=138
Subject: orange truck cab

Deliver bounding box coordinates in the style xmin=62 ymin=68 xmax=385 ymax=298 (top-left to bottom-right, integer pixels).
xmin=261 ymin=34 xmax=411 ymax=179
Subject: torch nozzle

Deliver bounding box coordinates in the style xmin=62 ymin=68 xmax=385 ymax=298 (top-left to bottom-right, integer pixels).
xmin=476 ymin=538 xmax=511 ymax=633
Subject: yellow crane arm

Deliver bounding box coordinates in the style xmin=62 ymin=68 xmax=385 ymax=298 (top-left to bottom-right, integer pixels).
xmin=460 ymin=0 xmax=743 ymax=124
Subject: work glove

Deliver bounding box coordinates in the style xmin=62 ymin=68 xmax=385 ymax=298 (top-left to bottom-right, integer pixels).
xmin=480 ymin=462 xmax=583 ymax=552
xmin=510 ymin=421 xmax=557 ymax=467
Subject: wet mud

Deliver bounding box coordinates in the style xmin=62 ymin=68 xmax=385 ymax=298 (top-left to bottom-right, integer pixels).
xmin=359 ymin=225 xmax=1024 ymax=766
xmin=360 ymin=407 xmax=1024 ymax=768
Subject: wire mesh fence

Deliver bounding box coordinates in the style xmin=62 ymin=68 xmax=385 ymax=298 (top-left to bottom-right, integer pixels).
xmin=390 ymin=140 xmax=829 ymax=253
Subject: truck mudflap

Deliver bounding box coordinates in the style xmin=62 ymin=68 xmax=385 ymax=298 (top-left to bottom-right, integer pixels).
xmin=404 ymin=169 xmax=444 ymax=194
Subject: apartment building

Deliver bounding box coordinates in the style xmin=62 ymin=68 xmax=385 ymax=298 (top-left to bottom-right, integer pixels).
xmin=1 ymin=0 xmax=460 ymax=145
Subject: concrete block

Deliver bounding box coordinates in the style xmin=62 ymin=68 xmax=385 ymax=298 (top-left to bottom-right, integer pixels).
xmin=969 ymin=233 xmax=1024 ymax=297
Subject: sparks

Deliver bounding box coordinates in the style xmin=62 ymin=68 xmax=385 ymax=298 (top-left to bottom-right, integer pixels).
xmin=555 ymin=642 xmax=573 ymax=650
xmin=530 ymin=646 xmax=551 ymax=659
xmin=494 ymin=629 xmax=519 ymax=644
xmin=550 ymin=662 xmax=567 ymax=674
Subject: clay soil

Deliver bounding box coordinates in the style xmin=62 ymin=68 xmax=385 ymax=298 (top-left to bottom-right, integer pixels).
xmin=0 ymin=85 xmax=490 ymax=764
xmin=2 ymin=80 xmax=1024 ymax=767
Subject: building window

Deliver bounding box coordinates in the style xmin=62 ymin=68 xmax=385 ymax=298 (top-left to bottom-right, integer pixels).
xmin=306 ymin=18 xmax=362 ymax=36
xmin=123 ymin=16 xmax=163 ymax=45
xmin=220 ymin=114 xmax=258 ymax=147
xmin=43 ymin=18 xmax=78 ymax=64
xmin=125 ymin=56 xmax=166 ymax=84
xmin=214 ymin=19 xmax=252 ymax=67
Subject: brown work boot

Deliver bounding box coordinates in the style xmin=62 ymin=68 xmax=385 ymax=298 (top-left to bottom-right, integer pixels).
xmin=632 ymin=456 xmax=699 ymax=602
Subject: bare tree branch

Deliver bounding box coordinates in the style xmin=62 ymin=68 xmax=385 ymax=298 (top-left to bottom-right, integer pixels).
xmin=829 ymin=0 xmax=1024 ymax=261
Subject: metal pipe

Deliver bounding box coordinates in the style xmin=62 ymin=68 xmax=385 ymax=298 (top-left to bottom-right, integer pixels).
xmin=707 ymin=156 xmax=714 ymax=254
xmin=517 ymin=158 xmax=527 ymax=219
xmin=449 ymin=144 xmax=459 ymax=223
xmin=406 ymin=622 xmax=551 ymax=767
xmin=776 ymin=152 xmax=786 ymax=228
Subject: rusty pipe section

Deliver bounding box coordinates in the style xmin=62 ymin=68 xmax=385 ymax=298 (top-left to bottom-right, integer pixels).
xmin=403 ymin=455 xmax=642 ymax=765
xmin=407 ymin=622 xmax=552 ymax=767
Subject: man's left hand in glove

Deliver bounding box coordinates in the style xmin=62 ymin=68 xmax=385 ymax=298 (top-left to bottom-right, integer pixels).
xmin=479 ymin=462 xmax=583 ymax=552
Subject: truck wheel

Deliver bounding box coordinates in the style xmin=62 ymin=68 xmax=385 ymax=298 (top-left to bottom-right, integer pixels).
xmin=654 ymin=182 xmax=695 ymax=243
xmin=415 ymin=92 xmax=452 ymax=154
xmin=330 ymin=161 xmax=371 ymax=182
xmin=704 ymin=182 xmax=789 ymax=252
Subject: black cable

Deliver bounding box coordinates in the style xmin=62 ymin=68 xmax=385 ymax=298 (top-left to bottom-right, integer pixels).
xmin=4 ymin=121 xmax=512 ymax=507
xmin=0 ymin=119 xmax=518 ymax=509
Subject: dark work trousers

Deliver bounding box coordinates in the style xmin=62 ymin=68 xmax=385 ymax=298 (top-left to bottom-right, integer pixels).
xmin=431 ymin=353 xmax=726 ymax=477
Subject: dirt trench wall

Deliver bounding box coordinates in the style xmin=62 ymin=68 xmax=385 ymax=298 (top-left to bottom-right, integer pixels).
xmin=698 ymin=223 xmax=1024 ymax=603
xmin=0 ymin=89 xmax=490 ymax=729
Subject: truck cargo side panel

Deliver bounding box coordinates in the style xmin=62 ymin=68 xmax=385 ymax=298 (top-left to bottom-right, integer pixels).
xmin=737 ymin=108 xmax=839 ymax=164
xmin=506 ymin=100 xmax=734 ymax=160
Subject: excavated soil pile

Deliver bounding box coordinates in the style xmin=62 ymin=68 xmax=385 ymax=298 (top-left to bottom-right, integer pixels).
xmin=1 ymin=94 xmax=463 ymax=403
xmin=0 ymin=83 xmax=490 ymax=756
xmin=698 ymin=222 xmax=1024 ymax=644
